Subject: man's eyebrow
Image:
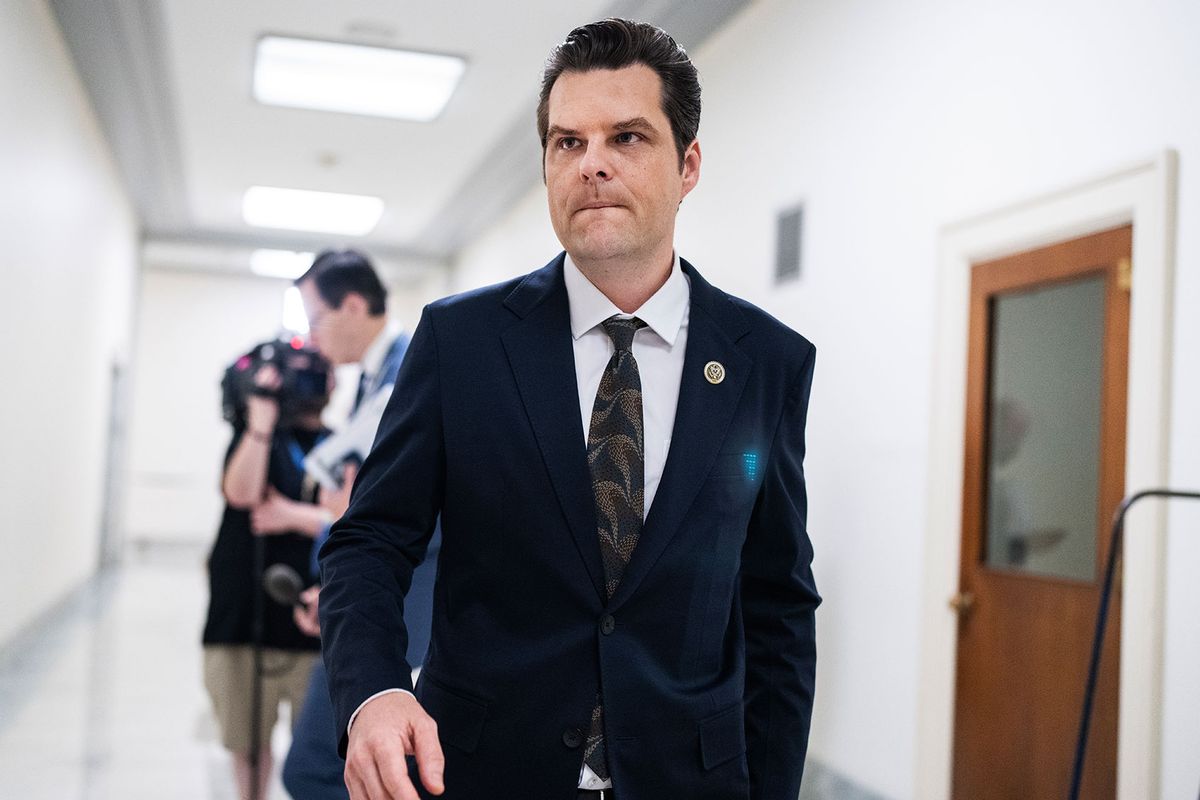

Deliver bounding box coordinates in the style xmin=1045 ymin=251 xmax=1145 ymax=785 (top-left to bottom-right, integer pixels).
xmin=545 ymin=124 xmax=577 ymax=140
xmin=614 ymin=117 xmax=656 ymax=132
xmin=546 ymin=118 xmax=658 ymax=140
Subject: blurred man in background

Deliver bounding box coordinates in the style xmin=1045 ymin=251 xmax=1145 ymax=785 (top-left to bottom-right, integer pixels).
xmin=282 ymin=249 xmax=439 ymax=800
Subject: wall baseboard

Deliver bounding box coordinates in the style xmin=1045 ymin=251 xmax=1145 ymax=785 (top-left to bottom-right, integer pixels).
xmin=802 ymin=759 xmax=891 ymax=800
xmin=0 ymin=568 xmax=119 ymax=735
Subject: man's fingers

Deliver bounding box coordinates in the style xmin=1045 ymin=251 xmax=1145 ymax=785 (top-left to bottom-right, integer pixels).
xmin=354 ymin=752 xmax=393 ymax=800
xmin=350 ymin=739 xmax=421 ymax=800
xmin=344 ymin=764 xmax=368 ymax=800
xmin=293 ymin=603 xmax=319 ymax=636
xmin=341 ymin=463 xmax=359 ymax=491
xmin=345 ymin=693 xmax=440 ymax=799
xmin=376 ymin=741 xmax=421 ymax=800
xmin=412 ymin=716 xmax=446 ymax=795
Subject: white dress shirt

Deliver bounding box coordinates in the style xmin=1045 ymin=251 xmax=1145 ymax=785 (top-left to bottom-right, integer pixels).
xmin=567 ymin=252 xmax=690 ymax=789
xmin=564 ymin=252 xmax=690 ymax=521
xmin=360 ymin=320 xmax=403 ymax=395
xmin=349 ymin=254 xmax=692 ymax=792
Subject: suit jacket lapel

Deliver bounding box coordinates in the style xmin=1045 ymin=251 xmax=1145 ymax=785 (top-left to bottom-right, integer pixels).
xmin=500 ymin=255 xmax=607 ymax=602
xmin=610 ymin=261 xmax=751 ymax=610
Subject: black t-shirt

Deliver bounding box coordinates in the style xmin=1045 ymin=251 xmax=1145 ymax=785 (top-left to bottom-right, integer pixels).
xmin=201 ymin=425 xmax=325 ymax=651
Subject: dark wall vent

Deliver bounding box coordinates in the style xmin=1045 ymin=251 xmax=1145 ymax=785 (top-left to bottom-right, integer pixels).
xmin=775 ymin=204 xmax=804 ymax=283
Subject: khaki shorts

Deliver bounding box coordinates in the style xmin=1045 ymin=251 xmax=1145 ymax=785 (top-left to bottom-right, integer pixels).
xmin=203 ymin=645 xmax=318 ymax=754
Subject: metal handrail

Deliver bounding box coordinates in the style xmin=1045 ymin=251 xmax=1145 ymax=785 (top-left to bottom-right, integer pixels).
xmin=1069 ymin=489 xmax=1200 ymax=800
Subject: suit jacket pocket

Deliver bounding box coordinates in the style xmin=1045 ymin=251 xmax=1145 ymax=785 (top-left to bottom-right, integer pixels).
xmin=699 ymin=702 xmax=747 ymax=770
xmin=417 ymin=672 xmax=489 ymax=754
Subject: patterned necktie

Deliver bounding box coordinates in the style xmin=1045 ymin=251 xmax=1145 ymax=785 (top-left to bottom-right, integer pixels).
xmin=583 ymin=316 xmax=647 ymax=781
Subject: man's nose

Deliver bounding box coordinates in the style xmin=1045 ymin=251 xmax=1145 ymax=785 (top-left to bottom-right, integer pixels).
xmin=579 ymin=142 xmax=612 ymax=182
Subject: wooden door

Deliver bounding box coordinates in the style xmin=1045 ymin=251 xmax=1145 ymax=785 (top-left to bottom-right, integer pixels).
xmin=952 ymin=225 xmax=1131 ymax=799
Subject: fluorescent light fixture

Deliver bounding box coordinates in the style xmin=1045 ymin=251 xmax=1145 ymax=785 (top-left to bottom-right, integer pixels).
xmin=250 ymin=249 xmax=315 ymax=279
xmin=253 ymin=35 xmax=466 ymax=121
xmin=282 ymin=286 xmax=310 ymax=334
xmin=242 ymin=185 xmax=384 ymax=236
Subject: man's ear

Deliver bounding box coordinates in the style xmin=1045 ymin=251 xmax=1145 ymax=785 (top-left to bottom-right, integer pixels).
xmin=340 ymin=292 xmax=369 ymax=317
xmin=679 ymin=139 xmax=701 ymax=202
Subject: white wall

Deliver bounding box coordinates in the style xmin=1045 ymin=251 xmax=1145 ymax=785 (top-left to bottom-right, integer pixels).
xmin=0 ymin=0 xmax=139 ymax=644
xmin=124 ymin=270 xmax=293 ymax=545
xmin=450 ymin=1 xmax=1200 ymax=796
xmin=123 ymin=265 xmax=450 ymax=546
xmin=450 ymin=187 xmax=559 ymax=292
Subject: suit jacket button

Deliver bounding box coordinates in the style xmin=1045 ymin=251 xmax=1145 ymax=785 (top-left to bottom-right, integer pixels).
xmin=600 ymin=614 xmax=616 ymax=635
xmin=563 ymin=729 xmax=583 ymax=749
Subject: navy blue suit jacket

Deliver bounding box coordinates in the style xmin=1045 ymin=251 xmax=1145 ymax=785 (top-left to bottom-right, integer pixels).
xmin=319 ymin=255 xmax=819 ymax=800
xmin=375 ymin=330 xmax=440 ymax=668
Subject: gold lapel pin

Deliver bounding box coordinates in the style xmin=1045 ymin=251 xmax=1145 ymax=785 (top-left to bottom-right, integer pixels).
xmin=704 ymin=361 xmax=725 ymax=385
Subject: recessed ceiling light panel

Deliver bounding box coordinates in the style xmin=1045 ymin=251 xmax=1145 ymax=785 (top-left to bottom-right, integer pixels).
xmin=242 ymin=185 xmax=384 ymax=236
xmin=250 ymin=249 xmax=315 ymax=279
xmin=253 ymin=35 xmax=466 ymax=121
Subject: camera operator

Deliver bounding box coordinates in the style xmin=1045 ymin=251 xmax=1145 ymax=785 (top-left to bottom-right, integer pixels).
xmin=202 ymin=344 xmax=332 ymax=800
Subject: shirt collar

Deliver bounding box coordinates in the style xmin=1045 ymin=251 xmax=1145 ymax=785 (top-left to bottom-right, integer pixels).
xmin=563 ymin=252 xmax=689 ymax=346
xmin=360 ymin=320 xmax=401 ymax=380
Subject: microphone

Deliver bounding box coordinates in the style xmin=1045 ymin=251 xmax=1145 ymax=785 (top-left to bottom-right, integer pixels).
xmin=263 ymin=564 xmax=306 ymax=608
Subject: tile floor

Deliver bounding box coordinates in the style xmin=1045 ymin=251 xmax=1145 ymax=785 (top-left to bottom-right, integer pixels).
xmin=0 ymin=546 xmax=292 ymax=800
xmin=0 ymin=544 xmax=882 ymax=800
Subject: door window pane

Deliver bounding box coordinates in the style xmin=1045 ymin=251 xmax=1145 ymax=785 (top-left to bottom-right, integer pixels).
xmin=985 ymin=276 xmax=1104 ymax=581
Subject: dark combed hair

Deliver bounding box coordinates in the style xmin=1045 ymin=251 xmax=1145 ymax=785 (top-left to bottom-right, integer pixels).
xmin=294 ymin=249 xmax=387 ymax=316
xmin=536 ymin=18 xmax=701 ymax=168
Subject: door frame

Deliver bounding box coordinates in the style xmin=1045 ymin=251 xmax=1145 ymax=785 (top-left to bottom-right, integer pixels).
xmin=916 ymin=151 xmax=1178 ymax=800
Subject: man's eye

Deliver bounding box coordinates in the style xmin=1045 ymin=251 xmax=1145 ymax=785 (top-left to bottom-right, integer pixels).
xmin=615 ymin=132 xmax=641 ymax=144
xmin=557 ymin=137 xmax=580 ymax=150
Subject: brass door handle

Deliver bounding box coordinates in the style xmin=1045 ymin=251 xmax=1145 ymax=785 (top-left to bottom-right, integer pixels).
xmin=949 ymin=592 xmax=976 ymax=616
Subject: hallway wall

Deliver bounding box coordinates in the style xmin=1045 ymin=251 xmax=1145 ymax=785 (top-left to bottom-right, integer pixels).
xmin=450 ymin=1 xmax=1200 ymax=796
xmin=0 ymin=0 xmax=139 ymax=644
xmin=123 ymin=270 xmax=299 ymax=546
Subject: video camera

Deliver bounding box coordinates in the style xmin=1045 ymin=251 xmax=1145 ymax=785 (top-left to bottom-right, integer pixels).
xmin=221 ymin=337 xmax=331 ymax=429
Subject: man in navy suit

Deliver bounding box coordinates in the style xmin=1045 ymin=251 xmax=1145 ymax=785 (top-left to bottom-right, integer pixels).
xmin=319 ymin=19 xmax=819 ymax=800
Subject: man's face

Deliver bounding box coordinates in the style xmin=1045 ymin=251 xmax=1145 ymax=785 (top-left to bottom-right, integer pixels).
xmin=298 ymin=279 xmax=357 ymax=365
xmin=543 ymin=64 xmax=700 ymax=266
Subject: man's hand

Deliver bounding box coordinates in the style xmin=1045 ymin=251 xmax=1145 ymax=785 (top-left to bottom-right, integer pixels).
xmin=346 ymin=692 xmax=445 ymax=799
xmin=320 ymin=462 xmax=358 ymax=521
xmin=293 ymin=585 xmax=321 ymax=637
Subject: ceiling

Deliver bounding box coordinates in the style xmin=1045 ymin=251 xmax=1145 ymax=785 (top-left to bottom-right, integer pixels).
xmin=50 ymin=0 xmax=751 ymax=277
